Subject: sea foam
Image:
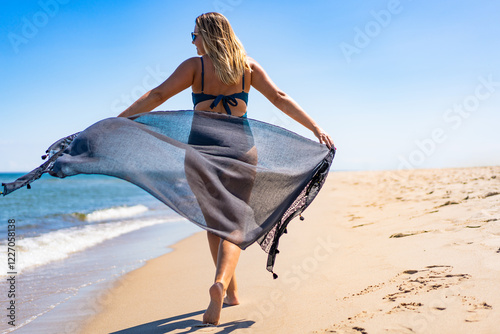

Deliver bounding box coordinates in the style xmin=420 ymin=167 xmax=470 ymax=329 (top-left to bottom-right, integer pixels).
xmin=73 ymin=204 xmax=149 ymax=222
xmin=0 ymin=216 xmax=180 ymax=275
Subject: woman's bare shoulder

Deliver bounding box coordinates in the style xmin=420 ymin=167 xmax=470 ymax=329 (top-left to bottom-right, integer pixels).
xmin=170 ymin=57 xmax=200 ymax=76
xmin=247 ymin=57 xmax=267 ymax=76
xmin=247 ymin=57 xmax=268 ymax=78
xmin=247 ymin=56 xmax=259 ymax=68
xmin=181 ymin=57 xmax=201 ymax=68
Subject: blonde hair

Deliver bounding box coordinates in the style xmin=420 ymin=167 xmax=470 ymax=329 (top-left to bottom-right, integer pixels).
xmin=195 ymin=12 xmax=250 ymax=86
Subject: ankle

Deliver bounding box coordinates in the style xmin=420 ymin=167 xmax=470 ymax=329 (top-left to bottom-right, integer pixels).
xmin=226 ymin=288 xmax=238 ymax=298
xmin=210 ymin=282 xmax=225 ymax=295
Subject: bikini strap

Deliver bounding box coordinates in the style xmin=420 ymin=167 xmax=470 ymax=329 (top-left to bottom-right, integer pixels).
xmin=200 ymin=57 xmax=205 ymax=92
xmin=242 ymin=72 xmax=245 ymax=91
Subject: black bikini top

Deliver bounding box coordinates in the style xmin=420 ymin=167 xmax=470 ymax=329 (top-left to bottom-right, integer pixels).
xmin=192 ymin=57 xmax=248 ymax=117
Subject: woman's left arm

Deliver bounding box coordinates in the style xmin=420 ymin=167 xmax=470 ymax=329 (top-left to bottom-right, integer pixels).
xmin=249 ymin=58 xmax=335 ymax=149
xmin=118 ymin=58 xmax=197 ymax=118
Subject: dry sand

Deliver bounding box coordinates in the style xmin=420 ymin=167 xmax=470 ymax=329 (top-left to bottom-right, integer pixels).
xmin=80 ymin=166 xmax=500 ymax=334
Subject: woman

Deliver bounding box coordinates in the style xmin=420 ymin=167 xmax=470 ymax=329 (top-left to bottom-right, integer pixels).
xmin=118 ymin=12 xmax=334 ymax=326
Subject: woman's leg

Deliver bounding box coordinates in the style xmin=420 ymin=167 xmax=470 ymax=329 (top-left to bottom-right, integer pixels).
xmin=203 ymin=233 xmax=241 ymax=325
xmin=207 ymin=232 xmax=240 ymax=305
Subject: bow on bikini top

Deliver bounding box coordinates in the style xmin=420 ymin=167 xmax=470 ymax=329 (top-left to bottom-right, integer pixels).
xmin=192 ymin=57 xmax=248 ymax=118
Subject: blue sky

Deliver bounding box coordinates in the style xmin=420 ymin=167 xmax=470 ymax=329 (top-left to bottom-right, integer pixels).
xmin=1 ymin=0 xmax=499 ymax=172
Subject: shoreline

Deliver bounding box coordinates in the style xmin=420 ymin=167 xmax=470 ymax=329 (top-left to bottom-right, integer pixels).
xmin=77 ymin=230 xmax=214 ymax=333
xmin=76 ymin=166 xmax=500 ymax=333
xmin=0 ymin=219 xmax=201 ymax=334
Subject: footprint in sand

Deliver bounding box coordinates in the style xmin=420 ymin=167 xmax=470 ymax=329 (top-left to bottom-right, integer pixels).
xmin=461 ymin=296 xmax=493 ymax=323
xmin=325 ymin=265 xmax=489 ymax=333
xmin=383 ymin=265 xmax=470 ymax=302
xmin=320 ymin=325 xmax=368 ymax=334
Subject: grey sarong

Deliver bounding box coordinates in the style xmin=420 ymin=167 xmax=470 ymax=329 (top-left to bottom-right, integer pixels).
xmin=2 ymin=110 xmax=335 ymax=276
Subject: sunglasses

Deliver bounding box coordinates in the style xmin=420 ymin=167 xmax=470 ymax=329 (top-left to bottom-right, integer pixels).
xmin=191 ymin=32 xmax=198 ymax=42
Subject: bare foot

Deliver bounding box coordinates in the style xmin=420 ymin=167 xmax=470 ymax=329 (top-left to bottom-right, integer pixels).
xmin=203 ymin=282 xmax=224 ymax=325
xmin=223 ymin=292 xmax=240 ymax=306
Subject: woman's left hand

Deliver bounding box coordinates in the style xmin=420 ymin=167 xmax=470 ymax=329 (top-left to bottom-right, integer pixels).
xmin=313 ymin=127 xmax=335 ymax=150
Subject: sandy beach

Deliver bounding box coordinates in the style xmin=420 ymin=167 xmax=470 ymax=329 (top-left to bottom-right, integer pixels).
xmin=79 ymin=166 xmax=500 ymax=334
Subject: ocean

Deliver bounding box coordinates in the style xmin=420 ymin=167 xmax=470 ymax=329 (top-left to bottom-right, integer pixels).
xmin=0 ymin=172 xmax=201 ymax=333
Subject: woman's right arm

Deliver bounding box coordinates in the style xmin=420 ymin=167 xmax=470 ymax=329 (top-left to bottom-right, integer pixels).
xmin=249 ymin=58 xmax=334 ymax=149
xmin=118 ymin=58 xmax=197 ymax=118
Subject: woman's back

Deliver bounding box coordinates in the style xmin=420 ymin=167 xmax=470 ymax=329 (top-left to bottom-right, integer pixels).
xmin=192 ymin=56 xmax=251 ymax=118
